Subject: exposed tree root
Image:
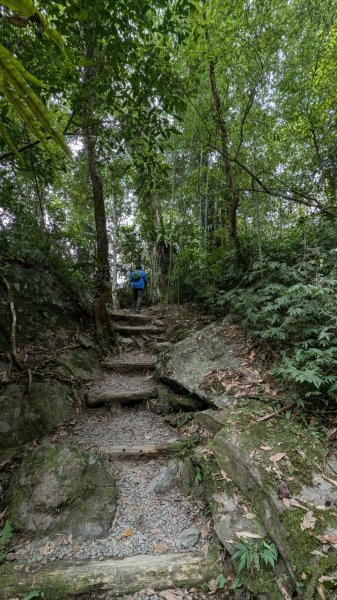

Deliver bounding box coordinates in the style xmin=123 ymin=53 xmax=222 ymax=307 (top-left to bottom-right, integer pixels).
xmin=0 ymin=273 xmax=23 ymax=370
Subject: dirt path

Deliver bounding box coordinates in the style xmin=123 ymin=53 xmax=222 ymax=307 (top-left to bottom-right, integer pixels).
xmin=12 ymin=308 xmax=230 ymax=600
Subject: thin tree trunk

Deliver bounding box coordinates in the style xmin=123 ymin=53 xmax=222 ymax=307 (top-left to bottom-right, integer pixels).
xmin=204 ymin=23 xmax=242 ymax=263
xmin=111 ymin=195 xmax=120 ymax=309
xmin=82 ymin=44 xmax=115 ymax=342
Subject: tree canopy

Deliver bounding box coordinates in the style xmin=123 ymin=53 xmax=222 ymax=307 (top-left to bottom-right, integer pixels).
xmin=2 ymin=0 xmax=337 ymax=404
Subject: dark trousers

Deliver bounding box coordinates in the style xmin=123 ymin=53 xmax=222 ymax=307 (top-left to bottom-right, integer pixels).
xmin=133 ymin=288 xmax=144 ymax=311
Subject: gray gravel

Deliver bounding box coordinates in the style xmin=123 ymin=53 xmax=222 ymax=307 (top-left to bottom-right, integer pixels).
xmin=13 ymin=458 xmax=212 ymax=563
xmin=67 ymin=407 xmax=180 ymax=448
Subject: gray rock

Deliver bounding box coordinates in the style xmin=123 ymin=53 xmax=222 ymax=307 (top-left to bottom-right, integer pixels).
xmin=147 ymin=460 xmax=183 ymax=494
xmin=212 ymin=492 xmax=265 ymax=555
xmin=0 ymin=379 xmax=77 ymax=449
xmin=176 ymin=525 xmax=201 ymax=548
xmin=156 ymin=322 xmax=245 ymax=408
xmin=153 ymin=320 xmax=165 ymax=327
xmin=157 ymin=384 xmax=206 ymax=413
xmin=120 ymin=337 xmax=135 ymax=345
xmin=54 ymin=347 xmax=100 ymax=380
xmin=7 ymin=442 xmax=116 ymax=541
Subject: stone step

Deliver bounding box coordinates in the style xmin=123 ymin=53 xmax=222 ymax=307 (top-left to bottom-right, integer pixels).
xmin=98 ymin=439 xmax=179 ymax=458
xmin=86 ymin=387 xmax=157 ymax=407
xmin=115 ymin=325 xmax=165 ymax=335
xmin=101 ymin=359 xmax=155 ymax=371
xmin=2 ymin=552 xmax=215 ymax=598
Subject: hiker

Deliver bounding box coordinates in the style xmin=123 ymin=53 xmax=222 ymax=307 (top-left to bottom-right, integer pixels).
xmin=129 ymin=265 xmax=148 ymax=313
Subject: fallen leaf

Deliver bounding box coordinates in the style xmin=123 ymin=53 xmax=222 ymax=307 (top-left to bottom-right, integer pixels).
xmin=260 ymin=445 xmax=272 ymax=450
xmin=301 ymin=511 xmax=316 ymax=530
xmin=208 ymin=579 xmax=218 ymax=593
xmin=316 ymin=534 xmax=337 ymax=545
xmin=235 ymin=531 xmax=261 ymax=539
xmin=269 ymin=452 xmax=287 ymax=462
xmin=317 ymin=582 xmax=326 ymax=600
xmin=282 ymin=498 xmax=290 ymax=509
xmin=311 ymin=550 xmax=325 ymax=557
xmin=326 ymin=427 xmax=337 ymax=438
xmin=120 ymin=528 xmax=133 ymax=538
xmin=319 ymin=576 xmax=337 ymax=583
xmin=220 ymin=470 xmax=232 ymax=482
xmin=139 ymin=589 xmax=156 ymax=596
xmin=290 ymin=498 xmax=307 ymax=510
xmin=157 ymin=591 xmax=179 ymax=600
xmin=153 ymin=543 xmax=167 ymax=553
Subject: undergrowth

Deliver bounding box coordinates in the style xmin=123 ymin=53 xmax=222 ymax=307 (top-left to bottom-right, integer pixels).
xmin=211 ymin=247 xmax=337 ymax=408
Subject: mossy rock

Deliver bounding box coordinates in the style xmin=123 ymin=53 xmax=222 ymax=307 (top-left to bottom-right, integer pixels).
xmin=0 ymin=380 xmax=76 ymax=448
xmin=210 ymin=402 xmax=337 ymax=597
xmin=54 ymin=347 xmax=100 ymax=380
xmin=7 ymin=442 xmax=116 ymax=541
xmin=194 ymin=450 xmax=290 ymax=599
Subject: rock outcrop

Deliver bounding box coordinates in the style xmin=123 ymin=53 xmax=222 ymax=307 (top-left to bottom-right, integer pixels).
xmin=7 ymin=443 xmax=116 ymax=541
xmin=156 ymin=322 xmax=245 ymax=409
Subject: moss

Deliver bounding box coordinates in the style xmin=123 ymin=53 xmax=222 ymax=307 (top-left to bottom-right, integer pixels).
xmin=305 ymin=550 xmax=337 ymax=599
xmin=1 ymin=565 xmax=71 ymax=600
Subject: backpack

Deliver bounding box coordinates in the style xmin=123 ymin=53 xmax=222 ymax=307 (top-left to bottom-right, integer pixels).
xmin=133 ymin=270 xmax=142 ymax=282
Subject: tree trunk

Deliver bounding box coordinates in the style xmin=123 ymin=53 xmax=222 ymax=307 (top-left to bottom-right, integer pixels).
xmin=111 ymin=195 xmax=120 ymax=309
xmin=205 ymin=24 xmax=242 ymax=263
xmin=82 ymin=45 xmax=115 ymax=342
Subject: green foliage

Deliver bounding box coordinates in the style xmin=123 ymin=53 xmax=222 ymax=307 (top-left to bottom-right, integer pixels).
xmin=22 ymin=592 xmax=44 ymax=600
xmin=0 ymin=0 xmax=69 ymax=156
xmin=0 ymin=520 xmax=13 ymax=561
xmin=216 ymin=573 xmax=227 ymax=588
xmin=232 ymin=538 xmax=278 ymax=573
xmin=194 ymin=465 xmax=203 ymax=485
xmin=222 ymin=249 xmax=337 ymax=404
xmin=230 ymin=578 xmax=243 ymax=590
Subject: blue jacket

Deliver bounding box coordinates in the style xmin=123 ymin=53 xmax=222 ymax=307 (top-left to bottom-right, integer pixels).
xmin=130 ymin=270 xmax=147 ymax=289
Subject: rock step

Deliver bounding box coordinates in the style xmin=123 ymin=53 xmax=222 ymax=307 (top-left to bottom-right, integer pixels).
xmin=3 ymin=552 xmax=214 ymax=598
xmin=98 ymin=439 xmax=179 ymax=457
xmin=86 ymin=387 xmax=157 ymax=407
xmin=101 ymin=359 xmax=155 ymax=371
xmin=116 ymin=325 xmax=165 ymax=335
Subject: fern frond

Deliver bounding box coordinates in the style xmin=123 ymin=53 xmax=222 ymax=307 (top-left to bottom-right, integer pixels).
xmin=0 ymin=520 xmax=13 ymax=547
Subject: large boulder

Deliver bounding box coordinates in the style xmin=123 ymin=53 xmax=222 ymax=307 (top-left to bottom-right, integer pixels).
xmin=7 ymin=443 xmax=116 ymax=541
xmin=0 ymin=380 xmax=75 ymax=448
xmin=0 ymin=260 xmax=89 ymax=353
xmin=156 ymin=322 xmax=246 ymax=409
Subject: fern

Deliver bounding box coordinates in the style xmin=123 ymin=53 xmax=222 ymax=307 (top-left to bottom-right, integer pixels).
xmin=0 ymin=520 xmax=13 ymax=547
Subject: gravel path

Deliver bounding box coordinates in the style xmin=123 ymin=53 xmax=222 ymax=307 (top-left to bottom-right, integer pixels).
xmin=90 ymin=371 xmax=156 ymax=394
xmin=68 ymin=408 xmax=180 ymax=448
xmin=12 ymin=316 xmax=216 ymax=589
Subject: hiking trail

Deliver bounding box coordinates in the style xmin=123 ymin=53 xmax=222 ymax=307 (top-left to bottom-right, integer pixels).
xmin=11 ymin=308 xmax=224 ymax=600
